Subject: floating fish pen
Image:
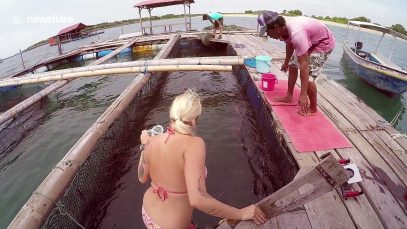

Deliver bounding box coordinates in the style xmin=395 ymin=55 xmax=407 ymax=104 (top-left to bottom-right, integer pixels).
xmin=3 ymin=32 xmax=407 ymax=229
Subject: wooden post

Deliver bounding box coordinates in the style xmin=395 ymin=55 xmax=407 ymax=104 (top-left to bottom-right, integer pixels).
xmin=57 ymin=37 xmax=62 ymax=55
xmin=148 ymin=8 xmax=153 ymax=34
xmin=138 ymin=8 xmax=144 ymax=36
xmin=183 ymin=2 xmax=188 ymax=31
xmin=188 ymin=3 xmax=192 ymax=30
xmin=121 ymin=21 xmax=124 ymax=34
xmin=19 ymin=49 xmax=26 ymax=70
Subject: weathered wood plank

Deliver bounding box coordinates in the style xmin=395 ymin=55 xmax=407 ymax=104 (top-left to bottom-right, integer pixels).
xmin=360 ymin=131 xmax=407 ymax=185
xmin=344 ymin=131 xmax=407 ymax=212
xmin=317 ymin=79 xmax=376 ymax=131
xmin=314 ymin=151 xmax=385 ymax=229
xmin=336 ymin=148 xmax=407 ymax=228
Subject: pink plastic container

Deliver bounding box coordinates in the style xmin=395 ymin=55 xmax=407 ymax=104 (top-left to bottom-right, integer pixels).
xmin=261 ymin=73 xmax=278 ymax=91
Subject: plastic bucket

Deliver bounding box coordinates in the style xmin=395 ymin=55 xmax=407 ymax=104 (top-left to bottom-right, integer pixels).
xmin=261 ymin=73 xmax=278 ymax=91
xmin=255 ymin=56 xmax=272 ymax=73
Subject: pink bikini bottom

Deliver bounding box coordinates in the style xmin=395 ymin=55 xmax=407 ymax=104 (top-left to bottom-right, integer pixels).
xmin=142 ymin=206 xmax=197 ymax=229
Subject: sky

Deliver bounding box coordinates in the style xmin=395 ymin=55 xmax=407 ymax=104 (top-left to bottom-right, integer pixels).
xmin=0 ymin=0 xmax=406 ymax=58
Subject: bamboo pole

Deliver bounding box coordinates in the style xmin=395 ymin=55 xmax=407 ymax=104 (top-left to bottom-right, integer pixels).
xmin=8 ymin=34 xmax=180 ymax=229
xmin=2 ymin=56 xmax=246 ymax=84
xmin=0 ymin=37 xmax=152 ymax=127
xmin=0 ymin=81 xmax=66 ymax=125
xmin=0 ymin=65 xmax=233 ymax=87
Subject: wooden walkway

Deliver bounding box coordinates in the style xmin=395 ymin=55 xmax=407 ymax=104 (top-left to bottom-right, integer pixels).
xmin=221 ymin=34 xmax=407 ymax=228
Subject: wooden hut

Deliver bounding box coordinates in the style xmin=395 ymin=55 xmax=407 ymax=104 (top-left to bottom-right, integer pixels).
xmin=134 ymin=0 xmax=194 ymax=34
xmin=56 ymin=23 xmax=87 ymax=42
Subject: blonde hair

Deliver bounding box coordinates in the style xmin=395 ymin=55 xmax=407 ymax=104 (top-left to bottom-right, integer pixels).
xmin=170 ymin=89 xmax=202 ymax=135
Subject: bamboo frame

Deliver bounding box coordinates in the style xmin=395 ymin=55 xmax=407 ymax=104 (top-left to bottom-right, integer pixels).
xmin=0 ymin=65 xmax=233 ymax=87
xmin=8 ymin=34 xmax=181 ymax=229
xmin=0 ymin=38 xmax=140 ymax=127
xmin=1 ymin=56 xmax=245 ymax=85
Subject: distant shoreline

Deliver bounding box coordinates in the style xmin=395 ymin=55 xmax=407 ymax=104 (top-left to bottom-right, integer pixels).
xmin=224 ymin=13 xmax=386 ymax=36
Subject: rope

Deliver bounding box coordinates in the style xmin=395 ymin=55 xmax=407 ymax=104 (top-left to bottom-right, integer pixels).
xmin=390 ymin=106 xmax=403 ymax=126
xmin=33 ymin=191 xmax=85 ymax=229
xmin=143 ymin=60 xmax=149 ymax=74
xmin=386 ymin=133 xmax=407 ymax=144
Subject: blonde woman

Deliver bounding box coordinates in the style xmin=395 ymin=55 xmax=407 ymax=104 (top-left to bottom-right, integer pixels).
xmin=138 ymin=89 xmax=266 ymax=229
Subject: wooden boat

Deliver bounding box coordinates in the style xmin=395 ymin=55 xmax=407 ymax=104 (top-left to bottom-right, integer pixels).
xmin=342 ymin=21 xmax=407 ymax=95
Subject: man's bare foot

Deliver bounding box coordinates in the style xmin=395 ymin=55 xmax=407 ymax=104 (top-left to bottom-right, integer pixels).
xmin=273 ymin=95 xmax=293 ymax=103
xmin=297 ymin=109 xmax=318 ymax=116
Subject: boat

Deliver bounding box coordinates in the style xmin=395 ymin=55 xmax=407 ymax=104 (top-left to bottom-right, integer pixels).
xmin=342 ymin=20 xmax=407 ymax=95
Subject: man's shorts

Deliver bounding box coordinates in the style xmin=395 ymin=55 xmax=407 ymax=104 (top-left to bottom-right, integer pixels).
xmin=214 ymin=18 xmax=223 ymax=28
xmin=289 ymin=50 xmax=332 ymax=82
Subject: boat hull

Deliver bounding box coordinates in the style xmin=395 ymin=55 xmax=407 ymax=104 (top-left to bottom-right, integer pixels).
xmin=342 ymin=46 xmax=407 ymax=94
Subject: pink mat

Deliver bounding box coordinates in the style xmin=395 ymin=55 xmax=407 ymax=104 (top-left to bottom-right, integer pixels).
xmin=256 ymin=80 xmax=352 ymax=152
xmin=256 ymin=80 xmax=300 ymax=106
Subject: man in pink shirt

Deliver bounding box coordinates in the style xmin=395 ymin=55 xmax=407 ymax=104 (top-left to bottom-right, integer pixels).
xmin=258 ymin=11 xmax=335 ymax=115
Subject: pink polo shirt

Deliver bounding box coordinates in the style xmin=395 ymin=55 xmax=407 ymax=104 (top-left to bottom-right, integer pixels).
xmin=283 ymin=16 xmax=335 ymax=56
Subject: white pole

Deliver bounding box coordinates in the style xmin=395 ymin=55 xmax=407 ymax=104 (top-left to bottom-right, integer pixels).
xmin=183 ymin=2 xmax=188 ymax=31
xmin=375 ymin=33 xmax=385 ymax=53
xmin=188 ymin=3 xmax=192 ymax=29
xmin=138 ymin=8 xmax=143 ymax=35
xmin=389 ymin=36 xmax=397 ymax=61
xmin=148 ymin=8 xmax=153 ymax=34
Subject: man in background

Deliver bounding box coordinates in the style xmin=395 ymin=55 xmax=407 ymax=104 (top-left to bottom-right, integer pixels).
xmin=203 ymin=12 xmax=224 ymax=39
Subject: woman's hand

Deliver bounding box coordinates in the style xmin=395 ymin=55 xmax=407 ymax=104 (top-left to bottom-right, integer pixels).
xmin=140 ymin=130 xmax=149 ymax=145
xmin=240 ymin=204 xmax=267 ymax=225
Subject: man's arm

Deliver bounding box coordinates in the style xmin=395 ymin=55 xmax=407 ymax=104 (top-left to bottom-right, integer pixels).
xmin=281 ymin=43 xmax=294 ymax=72
xmin=297 ymin=53 xmax=310 ymax=114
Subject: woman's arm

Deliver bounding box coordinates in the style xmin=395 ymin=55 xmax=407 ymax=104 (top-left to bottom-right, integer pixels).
xmin=184 ymin=138 xmax=266 ymax=224
xmin=138 ymin=130 xmax=150 ymax=183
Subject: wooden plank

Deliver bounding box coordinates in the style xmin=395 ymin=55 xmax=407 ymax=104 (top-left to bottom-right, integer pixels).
xmin=260 ymin=155 xmax=349 ymax=221
xmin=275 ymin=209 xmax=311 ymax=229
xmin=273 ymin=167 xmax=311 ymax=229
xmin=336 ymin=148 xmax=407 ymax=228
xmin=219 ymin=155 xmax=349 ymax=229
xmin=360 ymin=130 xmax=407 ymax=185
xmin=314 ymin=151 xmax=385 ymax=229
xmin=325 ymin=79 xmax=407 ymax=153
xmin=344 ymin=131 xmax=407 ymax=212
xmin=317 ymin=79 xmax=377 ymax=131
xmin=317 ymin=79 xmax=407 ymax=184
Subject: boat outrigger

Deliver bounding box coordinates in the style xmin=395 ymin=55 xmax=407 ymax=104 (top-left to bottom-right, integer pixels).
xmin=342 ymin=21 xmax=407 ymax=95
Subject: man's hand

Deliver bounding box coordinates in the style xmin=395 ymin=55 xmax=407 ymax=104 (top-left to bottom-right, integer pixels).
xmin=298 ymin=94 xmax=309 ymax=114
xmin=281 ymin=62 xmax=289 ymax=72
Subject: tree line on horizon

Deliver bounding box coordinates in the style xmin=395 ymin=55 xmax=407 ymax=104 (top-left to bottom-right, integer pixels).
xmin=245 ymin=9 xmax=407 ymax=36
xmin=21 ymin=10 xmax=407 ymax=54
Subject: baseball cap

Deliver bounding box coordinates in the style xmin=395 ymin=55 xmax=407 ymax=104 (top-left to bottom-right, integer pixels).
xmin=258 ymin=11 xmax=279 ymax=36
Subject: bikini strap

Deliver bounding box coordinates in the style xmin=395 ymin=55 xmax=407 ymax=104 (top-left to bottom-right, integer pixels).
xmin=153 ymin=186 xmax=168 ymax=201
xmin=164 ymin=126 xmax=175 ymax=143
